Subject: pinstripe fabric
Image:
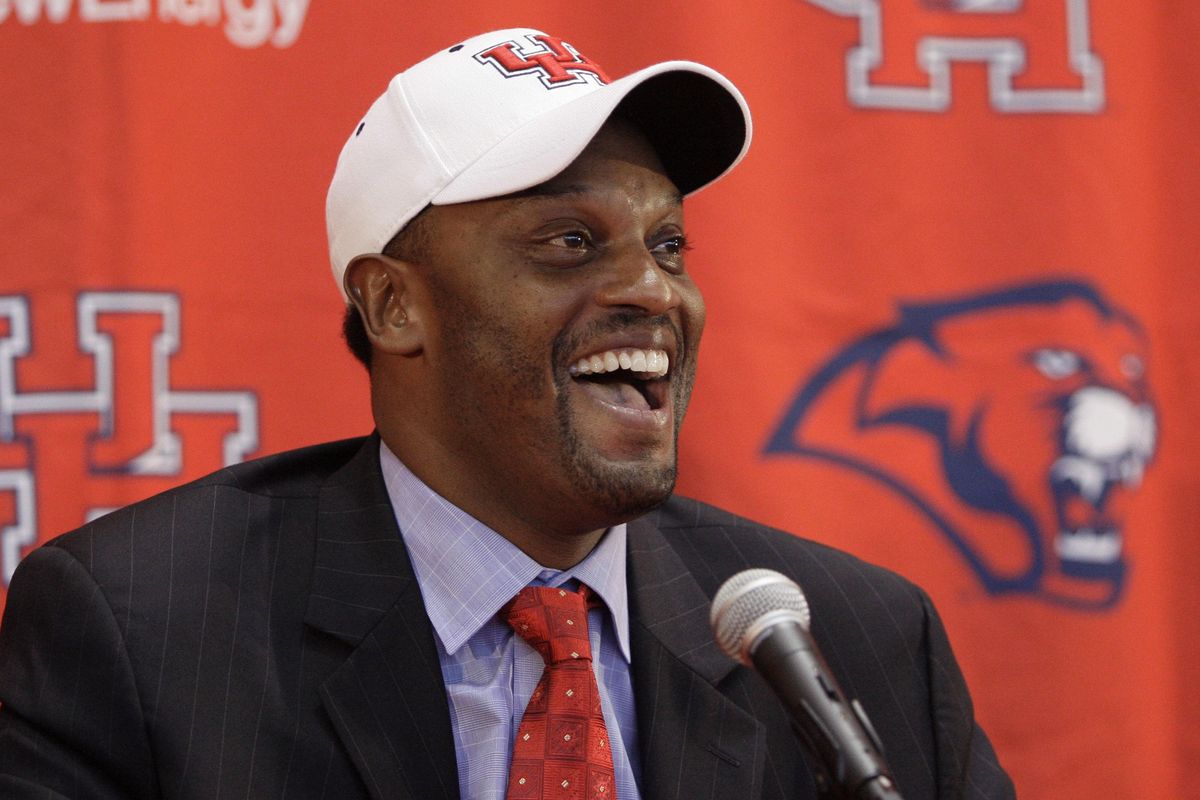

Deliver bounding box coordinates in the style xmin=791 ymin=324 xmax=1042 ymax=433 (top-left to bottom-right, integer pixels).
xmin=0 ymin=435 xmax=1014 ymax=799
xmin=627 ymin=502 xmax=1015 ymax=800
xmin=378 ymin=444 xmax=641 ymax=800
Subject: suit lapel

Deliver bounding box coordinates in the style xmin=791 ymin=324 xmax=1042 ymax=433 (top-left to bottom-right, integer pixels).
xmin=305 ymin=436 xmax=460 ymax=800
xmin=627 ymin=515 xmax=766 ymax=800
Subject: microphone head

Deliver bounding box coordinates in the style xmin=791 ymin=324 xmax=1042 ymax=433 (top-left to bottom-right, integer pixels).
xmin=710 ymin=568 xmax=811 ymax=665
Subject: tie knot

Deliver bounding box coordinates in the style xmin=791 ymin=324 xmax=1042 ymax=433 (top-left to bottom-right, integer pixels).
xmin=503 ymin=585 xmax=595 ymax=665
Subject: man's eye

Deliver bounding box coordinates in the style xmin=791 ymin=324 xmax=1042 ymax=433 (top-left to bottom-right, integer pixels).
xmin=653 ymin=236 xmax=689 ymax=256
xmin=551 ymin=231 xmax=589 ymax=249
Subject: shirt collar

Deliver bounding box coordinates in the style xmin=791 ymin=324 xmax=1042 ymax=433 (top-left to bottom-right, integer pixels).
xmin=378 ymin=441 xmax=631 ymax=662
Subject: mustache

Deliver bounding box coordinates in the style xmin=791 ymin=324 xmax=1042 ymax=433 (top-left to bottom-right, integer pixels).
xmin=552 ymin=312 xmax=685 ymax=371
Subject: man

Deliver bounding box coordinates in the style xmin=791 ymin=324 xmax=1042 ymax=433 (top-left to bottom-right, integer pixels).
xmin=0 ymin=28 xmax=1014 ymax=800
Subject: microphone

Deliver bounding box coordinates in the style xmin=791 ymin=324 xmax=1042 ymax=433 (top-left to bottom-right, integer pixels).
xmin=710 ymin=569 xmax=903 ymax=800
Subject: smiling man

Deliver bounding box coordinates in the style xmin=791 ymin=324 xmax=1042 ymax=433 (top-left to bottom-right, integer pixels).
xmin=351 ymin=119 xmax=702 ymax=570
xmin=0 ymin=29 xmax=1013 ymax=800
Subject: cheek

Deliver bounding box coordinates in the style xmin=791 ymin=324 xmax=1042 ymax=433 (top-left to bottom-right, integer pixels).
xmin=465 ymin=306 xmax=562 ymax=400
xmin=680 ymin=284 xmax=707 ymax=346
xmin=428 ymin=287 xmax=516 ymax=372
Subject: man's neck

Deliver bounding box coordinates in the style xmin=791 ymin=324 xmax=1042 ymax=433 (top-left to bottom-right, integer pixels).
xmin=378 ymin=430 xmax=611 ymax=569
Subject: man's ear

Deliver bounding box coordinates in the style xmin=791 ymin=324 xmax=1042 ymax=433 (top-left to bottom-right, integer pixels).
xmin=343 ymin=254 xmax=424 ymax=357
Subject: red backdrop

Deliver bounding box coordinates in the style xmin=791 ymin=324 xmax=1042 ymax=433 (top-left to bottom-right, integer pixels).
xmin=3 ymin=2 xmax=1198 ymax=796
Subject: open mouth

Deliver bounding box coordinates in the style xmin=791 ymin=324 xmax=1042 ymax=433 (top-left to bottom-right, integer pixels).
xmin=568 ymin=347 xmax=669 ymax=413
xmin=1050 ymin=455 xmax=1135 ymax=566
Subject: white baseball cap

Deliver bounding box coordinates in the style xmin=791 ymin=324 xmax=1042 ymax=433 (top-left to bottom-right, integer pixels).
xmin=325 ymin=28 xmax=752 ymax=300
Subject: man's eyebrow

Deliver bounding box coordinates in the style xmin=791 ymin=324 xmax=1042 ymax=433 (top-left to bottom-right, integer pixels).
xmin=505 ymin=183 xmax=685 ymax=205
xmin=506 ymin=183 xmax=592 ymax=201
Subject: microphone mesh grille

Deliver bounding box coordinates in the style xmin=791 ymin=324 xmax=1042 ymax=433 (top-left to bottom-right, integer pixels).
xmin=710 ymin=568 xmax=811 ymax=663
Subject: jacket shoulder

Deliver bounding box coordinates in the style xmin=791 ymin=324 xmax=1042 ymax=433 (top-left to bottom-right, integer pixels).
xmin=643 ymin=504 xmax=1012 ymax=798
xmin=42 ymin=436 xmax=370 ymax=579
xmin=190 ymin=435 xmax=368 ymax=497
xmin=646 ymin=494 xmax=927 ymax=613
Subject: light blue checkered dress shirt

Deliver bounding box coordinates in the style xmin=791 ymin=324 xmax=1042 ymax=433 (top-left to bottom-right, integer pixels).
xmin=379 ymin=443 xmax=643 ymax=800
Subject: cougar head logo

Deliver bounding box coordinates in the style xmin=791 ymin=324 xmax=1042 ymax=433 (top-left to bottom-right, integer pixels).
xmin=765 ymin=280 xmax=1156 ymax=609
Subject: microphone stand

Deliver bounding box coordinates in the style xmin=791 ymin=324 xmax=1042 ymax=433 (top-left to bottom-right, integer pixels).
xmin=795 ymin=721 xmax=904 ymax=800
xmin=752 ymin=624 xmax=905 ymax=800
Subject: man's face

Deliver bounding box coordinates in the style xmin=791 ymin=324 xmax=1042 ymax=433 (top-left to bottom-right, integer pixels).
xmin=407 ymin=121 xmax=705 ymax=535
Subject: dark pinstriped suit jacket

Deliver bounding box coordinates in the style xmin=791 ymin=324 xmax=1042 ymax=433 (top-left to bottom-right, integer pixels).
xmin=0 ymin=435 xmax=1014 ymax=799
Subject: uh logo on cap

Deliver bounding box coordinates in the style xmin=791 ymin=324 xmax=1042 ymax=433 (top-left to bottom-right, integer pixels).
xmin=474 ymin=33 xmax=612 ymax=89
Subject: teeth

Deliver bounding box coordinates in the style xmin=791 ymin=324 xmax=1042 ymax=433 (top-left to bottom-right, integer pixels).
xmin=569 ymin=348 xmax=670 ymax=379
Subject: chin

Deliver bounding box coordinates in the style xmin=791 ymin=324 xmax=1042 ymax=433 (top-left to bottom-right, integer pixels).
xmin=567 ymin=455 xmax=677 ymax=522
xmin=556 ymin=389 xmax=684 ymax=524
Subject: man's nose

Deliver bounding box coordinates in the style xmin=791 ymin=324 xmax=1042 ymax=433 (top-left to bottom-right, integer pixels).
xmin=594 ymin=246 xmax=677 ymax=315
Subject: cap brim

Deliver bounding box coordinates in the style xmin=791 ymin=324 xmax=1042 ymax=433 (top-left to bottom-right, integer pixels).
xmin=432 ymin=60 xmax=751 ymax=205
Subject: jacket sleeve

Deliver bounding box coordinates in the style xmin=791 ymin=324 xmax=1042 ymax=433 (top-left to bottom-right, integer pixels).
xmin=0 ymin=544 xmax=160 ymax=799
xmin=920 ymin=589 xmax=1016 ymax=799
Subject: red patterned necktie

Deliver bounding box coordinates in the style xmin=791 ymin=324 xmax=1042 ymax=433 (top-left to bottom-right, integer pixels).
xmin=502 ymin=584 xmax=617 ymax=800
